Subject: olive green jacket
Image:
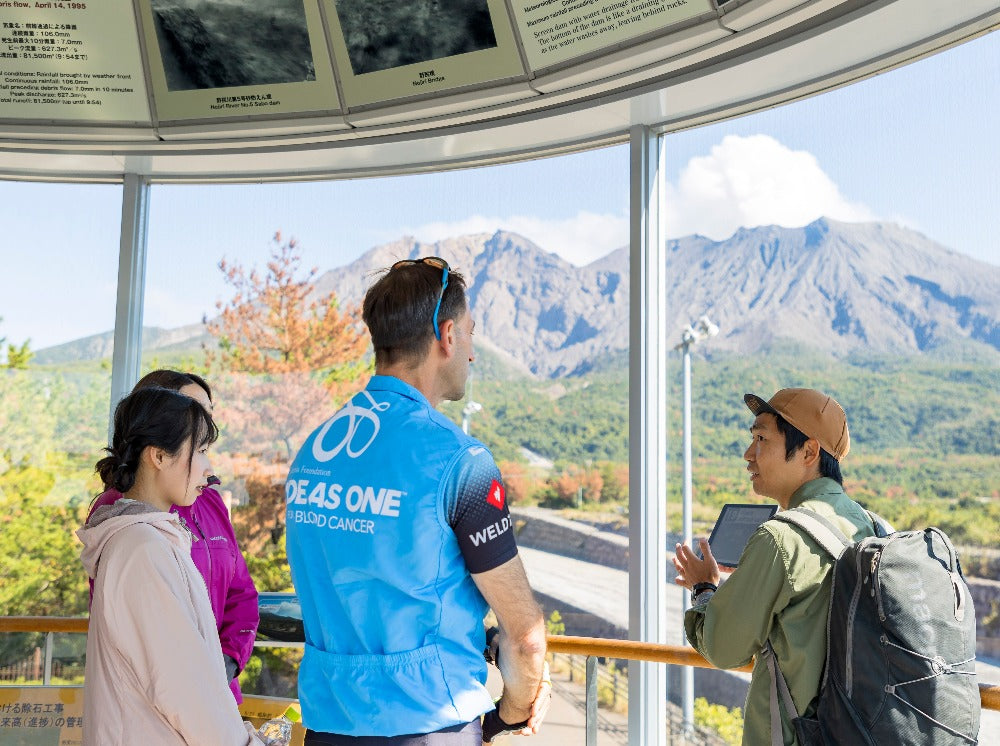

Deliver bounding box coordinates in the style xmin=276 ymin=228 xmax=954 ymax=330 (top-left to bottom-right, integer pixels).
xmin=684 ymin=478 xmax=876 ymax=745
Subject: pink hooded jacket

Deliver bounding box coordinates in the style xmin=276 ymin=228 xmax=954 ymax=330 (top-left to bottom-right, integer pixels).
xmin=78 ymin=499 xmax=263 ymax=745
xmin=88 ymin=486 xmax=259 ymax=703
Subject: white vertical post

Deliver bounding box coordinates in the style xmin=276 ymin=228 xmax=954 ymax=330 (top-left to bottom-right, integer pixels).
xmin=43 ymin=632 xmax=53 ymax=685
xmin=681 ymin=342 xmax=694 ymax=735
xmin=628 ymin=125 xmax=668 ymax=746
xmin=585 ymin=655 xmax=598 ymax=746
xmin=108 ymin=173 xmax=150 ymax=438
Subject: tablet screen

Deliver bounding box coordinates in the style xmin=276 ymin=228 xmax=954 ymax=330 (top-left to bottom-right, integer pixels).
xmin=707 ymin=504 xmax=778 ymax=567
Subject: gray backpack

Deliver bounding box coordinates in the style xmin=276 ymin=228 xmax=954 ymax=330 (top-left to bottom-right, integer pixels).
xmin=765 ymin=508 xmax=980 ymax=745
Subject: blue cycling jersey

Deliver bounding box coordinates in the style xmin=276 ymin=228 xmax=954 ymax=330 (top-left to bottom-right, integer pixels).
xmin=286 ymin=375 xmax=517 ymax=737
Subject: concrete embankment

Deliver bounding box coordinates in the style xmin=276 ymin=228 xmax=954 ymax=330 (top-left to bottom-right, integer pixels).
xmin=512 ymin=507 xmax=750 ymax=709
xmin=512 ymin=506 xmax=1000 ymax=660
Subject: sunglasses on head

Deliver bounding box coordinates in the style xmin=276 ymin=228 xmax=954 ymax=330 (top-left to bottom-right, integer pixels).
xmin=390 ymin=256 xmax=450 ymax=340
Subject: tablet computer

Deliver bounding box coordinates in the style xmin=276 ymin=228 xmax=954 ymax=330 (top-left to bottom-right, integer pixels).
xmin=707 ymin=504 xmax=779 ymax=567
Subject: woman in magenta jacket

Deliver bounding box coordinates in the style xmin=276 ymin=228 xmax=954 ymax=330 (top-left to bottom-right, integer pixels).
xmin=88 ymin=369 xmax=259 ymax=703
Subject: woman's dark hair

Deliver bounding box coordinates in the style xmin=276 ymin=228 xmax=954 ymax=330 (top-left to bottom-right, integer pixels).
xmin=133 ymin=369 xmax=212 ymax=402
xmin=95 ymin=387 xmax=219 ymax=494
xmin=774 ymin=413 xmax=843 ymax=485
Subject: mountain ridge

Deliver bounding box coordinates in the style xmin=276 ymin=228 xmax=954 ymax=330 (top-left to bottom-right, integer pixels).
xmin=34 ymin=219 xmax=1000 ymax=376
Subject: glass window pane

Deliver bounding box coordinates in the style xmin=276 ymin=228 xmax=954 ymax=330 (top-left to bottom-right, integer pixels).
xmin=661 ymin=31 xmax=1000 ymax=744
xmin=0 ymin=181 xmax=121 ymax=619
xmin=146 ymin=147 xmax=631 ymax=739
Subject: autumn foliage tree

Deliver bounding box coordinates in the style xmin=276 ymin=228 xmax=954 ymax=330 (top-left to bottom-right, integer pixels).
xmin=206 ymin=233 xmax=370 ymax=552
xmin=553 ymin=464 xmax=604 ymax=504
xmin=207 ymin=232 xmax=370 ymax=461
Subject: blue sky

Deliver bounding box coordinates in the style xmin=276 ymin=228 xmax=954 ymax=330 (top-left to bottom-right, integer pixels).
xmin=1 ymin=30 xmax=998 ymax=350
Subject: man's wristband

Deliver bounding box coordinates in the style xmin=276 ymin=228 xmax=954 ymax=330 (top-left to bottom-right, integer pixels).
xmin=692 ymin=582 xmax=717 ymax=603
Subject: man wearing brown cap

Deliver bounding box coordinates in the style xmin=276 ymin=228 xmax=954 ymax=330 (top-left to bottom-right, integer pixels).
xmin=673 ymin=388 xmax=877 ymax=746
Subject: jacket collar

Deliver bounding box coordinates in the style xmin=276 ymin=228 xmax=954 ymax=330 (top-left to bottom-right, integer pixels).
xmin=366 ymin=374 xmax=431 ymax=408
xmin=786 ymin=477 xmax=845 ymax=510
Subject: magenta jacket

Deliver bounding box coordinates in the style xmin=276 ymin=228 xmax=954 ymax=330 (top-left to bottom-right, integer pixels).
xmin=87 ymin=486 xmax=259 ymax=703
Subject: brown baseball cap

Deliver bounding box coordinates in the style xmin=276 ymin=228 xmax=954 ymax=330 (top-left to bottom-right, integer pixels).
xmin=744 ymin=388 xmax=850 ymax=461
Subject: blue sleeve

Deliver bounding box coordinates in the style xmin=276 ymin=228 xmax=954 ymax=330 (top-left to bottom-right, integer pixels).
xmin=443 ymin=446 xmax=519 ymax=574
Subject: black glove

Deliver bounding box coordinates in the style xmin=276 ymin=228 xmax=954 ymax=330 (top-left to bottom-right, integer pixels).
xmin=481 ymin=706 xmax=529 ymax=743
xmin=224 ymin=654 xmax=239 ymax=682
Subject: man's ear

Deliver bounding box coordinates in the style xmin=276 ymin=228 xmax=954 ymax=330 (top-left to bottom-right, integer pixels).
xmin=801 ymin=438 xmax=821 ymax=467
xmin=438 ymin=319 xmax=457 ymax=353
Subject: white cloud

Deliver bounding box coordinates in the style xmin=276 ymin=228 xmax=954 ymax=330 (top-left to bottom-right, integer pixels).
xmin=381 ymin=136 xmax=873 ymax=261
xmin=664 ymin=134 xmax=875 ymax=240
xmin=389 ymin=211 xmax=629 ymax=267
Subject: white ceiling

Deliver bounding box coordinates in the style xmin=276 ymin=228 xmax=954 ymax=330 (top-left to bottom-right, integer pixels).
xmin=0 ymin=0 xmax=997 ymax=182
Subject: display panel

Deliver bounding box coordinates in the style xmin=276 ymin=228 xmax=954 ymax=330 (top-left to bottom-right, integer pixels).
xmin=137 ymin=0 xmax=340 ymax=121
xmin=0 ymin=0 xmax=150 ymax=122
xmin=322 ymin=0 xmax=525 ymax=107
xmin=510 ymin=0 xmax=712 ymax=71
xmin=707 ymin=504 xmax=777 ymax=567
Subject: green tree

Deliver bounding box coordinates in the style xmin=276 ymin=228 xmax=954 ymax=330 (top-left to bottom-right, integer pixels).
xmin=0 ymin=317 xmax=32 ymax=369
xmin=694 ymin=697 xmax=744 ymax=745
xmin=0 ymin=469 xmax=88 ymax=617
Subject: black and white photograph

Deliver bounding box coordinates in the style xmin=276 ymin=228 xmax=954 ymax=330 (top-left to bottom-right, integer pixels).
xmin=150 ymin=0 xmax=317 ymax=91
xmin=333 ymin=0 xmax=498 ymax=75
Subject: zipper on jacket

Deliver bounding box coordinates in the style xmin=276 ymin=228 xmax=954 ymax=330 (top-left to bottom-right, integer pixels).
xmin=173 ymin=512 xmax=197 ymax=542
xmin=190 ymin=511 xmax=214 ymax=593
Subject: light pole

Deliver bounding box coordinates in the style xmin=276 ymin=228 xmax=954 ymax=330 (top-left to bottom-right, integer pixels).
xmin=674 ymin=314 xmax=719 ymax=737
xmin=461 ymin=399 xmax=482 ymax=435
xmin=462 ymin=369 xmax=483 ymax=435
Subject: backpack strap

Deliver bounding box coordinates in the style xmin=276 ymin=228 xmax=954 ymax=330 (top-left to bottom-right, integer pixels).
xmin=866 ymin=509 xmax=892 ymax=537
xmin=763 ymin=508 xmax=851 ymax=744
xmin=762 ymin=640 xmax=799 ymax=746
xmin=770 ymin=507 xmax=851 ymax=561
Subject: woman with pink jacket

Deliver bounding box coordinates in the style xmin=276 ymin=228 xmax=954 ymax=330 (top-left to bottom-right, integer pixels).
xmin=87 ymin=370 xmax=259 ymax=703
xmin=79 ymin=387 xmax=264 ymax=745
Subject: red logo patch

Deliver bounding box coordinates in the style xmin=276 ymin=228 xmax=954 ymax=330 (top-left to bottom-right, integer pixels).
xmin=486 ymin=479 xmax=506 ymax=510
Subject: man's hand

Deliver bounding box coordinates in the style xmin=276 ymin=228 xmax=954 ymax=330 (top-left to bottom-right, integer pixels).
xmin=472 ymin=556 xmax=547 ymax=726
xmin=482 ymin=663 xmax=551 ymax=743
xmin=672 ymin=538 xmax=721 ymax=590
xmin=522 ymin=661 xmax=552 ymax=734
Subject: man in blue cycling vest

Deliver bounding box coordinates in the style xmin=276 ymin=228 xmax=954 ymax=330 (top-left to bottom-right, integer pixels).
xmin=286 ymin=257 xmax=550 ymax=745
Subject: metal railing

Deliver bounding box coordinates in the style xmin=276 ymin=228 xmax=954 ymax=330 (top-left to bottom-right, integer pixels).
xmin=3 ymin=617 xmax=999 ymax=742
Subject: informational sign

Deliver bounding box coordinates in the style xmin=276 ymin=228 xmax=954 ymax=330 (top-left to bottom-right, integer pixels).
xmin=322 ymin=0 xmax=525 ymax=108
xmin=136 ymin=0 xmax=339 ymax=121
xmin=0 ymin=0 xmax=150 ymax=123
xmin=0 ymin=689 xmax=305 ymax=745
xmin=510 ymin=0 xmax=713 ymax=71
xmin=0 ymin=686 xmax=83 ymax=746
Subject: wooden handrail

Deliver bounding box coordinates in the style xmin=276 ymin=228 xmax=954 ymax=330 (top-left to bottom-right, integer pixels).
xmin=0 ymin=616 xmax=89 ymax=634
xmin=1 ymin=618 xmax=997 ymax=711
xmin=549 ymin=635 xmax=1000 ymax=712
xmin=548 ymin=634 xmax=754 ymax=672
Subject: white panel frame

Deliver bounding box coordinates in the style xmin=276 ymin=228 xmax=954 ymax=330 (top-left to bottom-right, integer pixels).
xmin=108 ymin=173 xmax=150 ymax=436
xmin=627 ymin=125 xmax=669 ymax=746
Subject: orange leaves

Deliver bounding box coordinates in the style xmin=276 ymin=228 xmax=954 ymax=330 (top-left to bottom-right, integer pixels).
xmin=207 ymin=233 xmax=369 ymax=386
